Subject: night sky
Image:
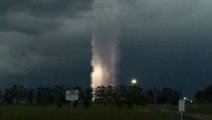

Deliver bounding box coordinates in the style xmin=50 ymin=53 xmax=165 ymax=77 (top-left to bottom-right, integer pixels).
xmin=0 ymin=0 xmax=212 ymax=97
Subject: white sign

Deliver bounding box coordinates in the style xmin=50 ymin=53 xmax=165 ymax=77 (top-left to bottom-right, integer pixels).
xmin=66 ymin=90 xmax=79 ymax=101
xmin=179 ymin=99 xmax=185 ymax=112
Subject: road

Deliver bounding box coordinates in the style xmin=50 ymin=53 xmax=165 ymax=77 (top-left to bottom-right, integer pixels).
xmin=157 ymin=109 xmax=212 ymax=120
xmin=184 ymin=112 xmax=212 ymax=120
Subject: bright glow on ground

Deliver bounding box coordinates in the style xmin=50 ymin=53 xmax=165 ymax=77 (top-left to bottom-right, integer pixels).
xmin=91 ymin=63 xmax=104 ymax=88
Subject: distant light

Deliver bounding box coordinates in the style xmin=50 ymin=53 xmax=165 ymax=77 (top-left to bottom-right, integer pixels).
xmin=184 ymin=97 xmax=187 ymax=100
xmin=131 ymin=79 xmax=137 ymax=84
xmin=190 ymin=100 xmax=193 ymax=103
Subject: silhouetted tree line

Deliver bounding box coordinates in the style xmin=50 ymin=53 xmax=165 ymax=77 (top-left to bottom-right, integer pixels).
xmin=195 ymin=85 xmax=212 ymax=103
xmin=0 ymin=84 xmax=197 ymax=108
xmin=93 ymin=85 xmax=146 ymax=108
xmin=0 ymin=85 xmax=93 ymax=108
xmin=145 ymin=88 xmax=180 ymax=105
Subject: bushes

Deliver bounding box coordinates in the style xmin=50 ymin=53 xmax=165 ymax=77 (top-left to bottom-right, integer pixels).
xmin=0 ymin=84 xmax=189 ymax=108
xmin=195 ymin=85 xmax=212 ymax=104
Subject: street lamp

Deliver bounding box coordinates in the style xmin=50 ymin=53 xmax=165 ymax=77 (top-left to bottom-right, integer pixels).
xmin=130 ymin=79 xmax=138 ymax=89
xmin=131 ymin=79 xmax=137 ymax=85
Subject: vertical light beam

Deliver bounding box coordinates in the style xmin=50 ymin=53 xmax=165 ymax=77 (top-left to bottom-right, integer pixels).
xmin=91 ymin=0 xmax=120 ymax=88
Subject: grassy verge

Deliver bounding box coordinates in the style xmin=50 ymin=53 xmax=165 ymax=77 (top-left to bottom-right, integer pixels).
xmin=164 ymin=104 xmax=212 ymax=115
xmin=186 ymin=104 xmax=212 ymax=115
xmin=0 ymin=105 xmax=179 ymax=120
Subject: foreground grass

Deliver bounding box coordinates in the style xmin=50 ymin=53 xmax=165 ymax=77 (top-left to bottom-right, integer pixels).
xmin=0 ymin=105 xmax=179 ymax=120
xmin=165 ymin=104 xmax=212 ymax=115
xmin=186 ymin=104 xmax=212 ymax=115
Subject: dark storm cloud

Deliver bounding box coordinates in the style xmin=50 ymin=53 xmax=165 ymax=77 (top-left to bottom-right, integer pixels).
xmin=0 ymin=22 xmax=91 ymax=74
xmin=0 ymin=26 xmax=92 ymax=88
xmin=119 ymin=0 xmax=212 ymax=96
xmin=0 ymin=0 xmax=93 ymax=34
xmin=0 ymin=0 xmax=93 ymax=17
xmin=0 ymin=12 xmax=62 ymax=35
xmin=0 ymin=0 xmax=212 ymax=96
xmin=0 ymin=0 xmax=92 ymax=85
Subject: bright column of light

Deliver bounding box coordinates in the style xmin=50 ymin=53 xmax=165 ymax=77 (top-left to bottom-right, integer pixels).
xmin=91 ymin=64 xmax=103 ymax=88
xmin=91 ymin=0 xmax=119 ymax=89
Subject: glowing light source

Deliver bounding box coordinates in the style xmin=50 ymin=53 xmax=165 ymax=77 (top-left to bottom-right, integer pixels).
xmin=91 ymin=0 xmax=119 ymax=89
xmin=131 ymin=79 xmax=137 ymax=85
xmin=91 ymin=64 xmax=103 ymax=88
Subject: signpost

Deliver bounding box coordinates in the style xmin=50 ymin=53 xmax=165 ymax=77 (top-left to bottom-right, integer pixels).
xmin=66 ymin=90 xmax=79 ymax=101
xmin=66 ymin=90 xmax=79 ymax=120
xmin=179 ymin=99 xmax=185 ymax=120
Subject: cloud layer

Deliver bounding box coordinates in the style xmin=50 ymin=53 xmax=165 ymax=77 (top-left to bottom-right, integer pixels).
xmin=0 ymin=0 xmax=212 ymax=96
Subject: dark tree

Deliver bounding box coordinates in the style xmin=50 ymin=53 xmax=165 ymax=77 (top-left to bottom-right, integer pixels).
xmin=195 ymin=85 xmax=212 ymax=103
xmin=83 ymin=87 xmax=93 ymax=108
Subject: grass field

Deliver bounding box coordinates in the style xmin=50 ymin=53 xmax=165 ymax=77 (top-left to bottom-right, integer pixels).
xmin=186 ymin=104 xmax=212 ymax=115
xmin=166 ymin=104 xmax=212 ymax=115
xmin=0 ymin=105 xmax=180 ymax=120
